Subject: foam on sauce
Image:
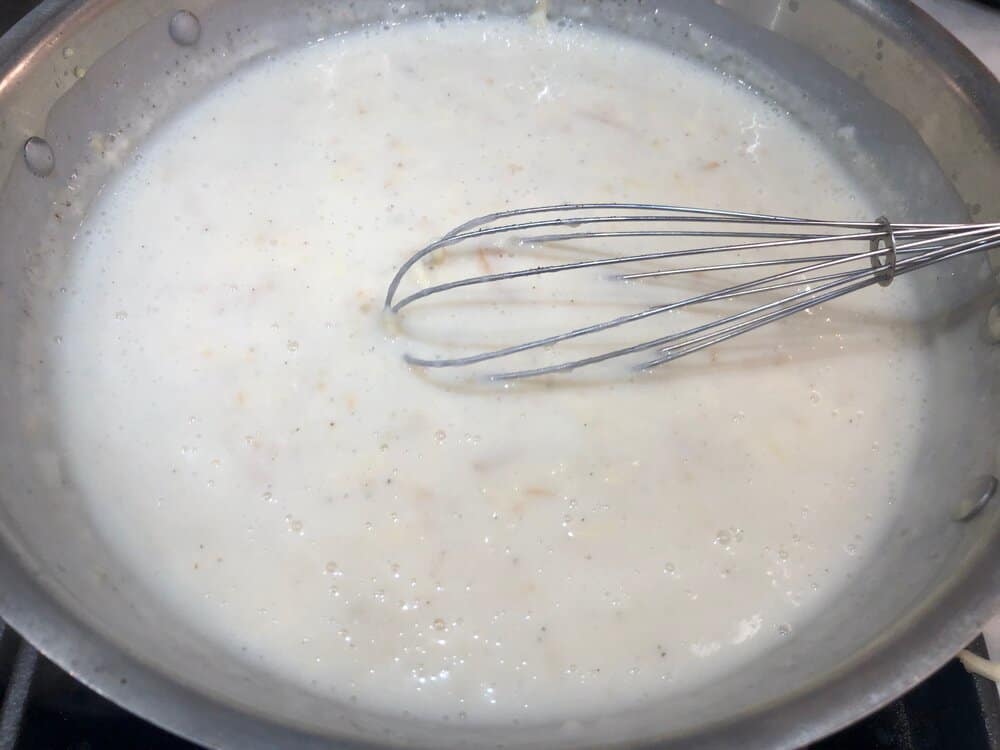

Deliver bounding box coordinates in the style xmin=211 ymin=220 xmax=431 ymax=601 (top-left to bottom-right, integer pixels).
xmin=50 ymin=18 xmax=929 ymax=724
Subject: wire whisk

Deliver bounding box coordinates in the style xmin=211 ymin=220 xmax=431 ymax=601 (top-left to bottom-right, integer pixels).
xmin=384 ymin=203 xmax=1000 ymax=380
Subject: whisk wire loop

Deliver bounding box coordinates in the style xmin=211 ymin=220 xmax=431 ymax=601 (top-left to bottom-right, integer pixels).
xmin=384 ymin=204 xmax=1000 ymax=379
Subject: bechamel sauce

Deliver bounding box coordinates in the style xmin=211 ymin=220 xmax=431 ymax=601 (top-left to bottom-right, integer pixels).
xmin=49 ymin=18 xmax=929 ymax=724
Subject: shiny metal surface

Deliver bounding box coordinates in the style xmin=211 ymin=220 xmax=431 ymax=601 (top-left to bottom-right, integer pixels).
xmin=954 ymin=475 xmax=999 ymax=522
xmin=385 ymin=204 xmax=1000 ymax=378
xmin=0 ymin=2 xmax=996 ymax=749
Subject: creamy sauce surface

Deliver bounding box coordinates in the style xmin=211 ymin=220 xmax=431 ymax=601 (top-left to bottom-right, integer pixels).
xmin=50 ymin=19 xmax=929 ymax=724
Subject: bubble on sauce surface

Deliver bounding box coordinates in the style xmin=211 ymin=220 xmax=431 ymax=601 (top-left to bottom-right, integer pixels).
xmin=168 ymin=10 xmax=202 ymax=47
xmin=24 ymin=137 xmax=56 ymax=177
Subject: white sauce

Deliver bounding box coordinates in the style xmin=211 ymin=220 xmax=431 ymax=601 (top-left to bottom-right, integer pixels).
xmin=51 ymin=19 xmax=929 ymax=724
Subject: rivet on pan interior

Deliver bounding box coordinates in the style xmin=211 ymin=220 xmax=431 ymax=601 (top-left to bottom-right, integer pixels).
xmin=169 ymin=10 xmax=201 ymax=46
xmin=953 ymin=475 xmax=998 ymax=522
xmin=987 ymin=302 xmax=1000 ymax=343
xmin=23 ymin=137 xmax=54 ymax=177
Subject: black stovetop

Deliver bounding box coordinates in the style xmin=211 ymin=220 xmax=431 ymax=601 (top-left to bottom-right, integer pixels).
xmin=1 ymin=0 xmax=998 ymax=748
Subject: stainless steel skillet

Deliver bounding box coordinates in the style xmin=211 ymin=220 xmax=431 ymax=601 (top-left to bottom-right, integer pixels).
xmin=0 ymin=1 xmax=996 ymax=747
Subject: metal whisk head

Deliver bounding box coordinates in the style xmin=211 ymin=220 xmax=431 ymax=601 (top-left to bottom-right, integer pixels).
xmin=384 ymin=203 xmax=1000 ymax=380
